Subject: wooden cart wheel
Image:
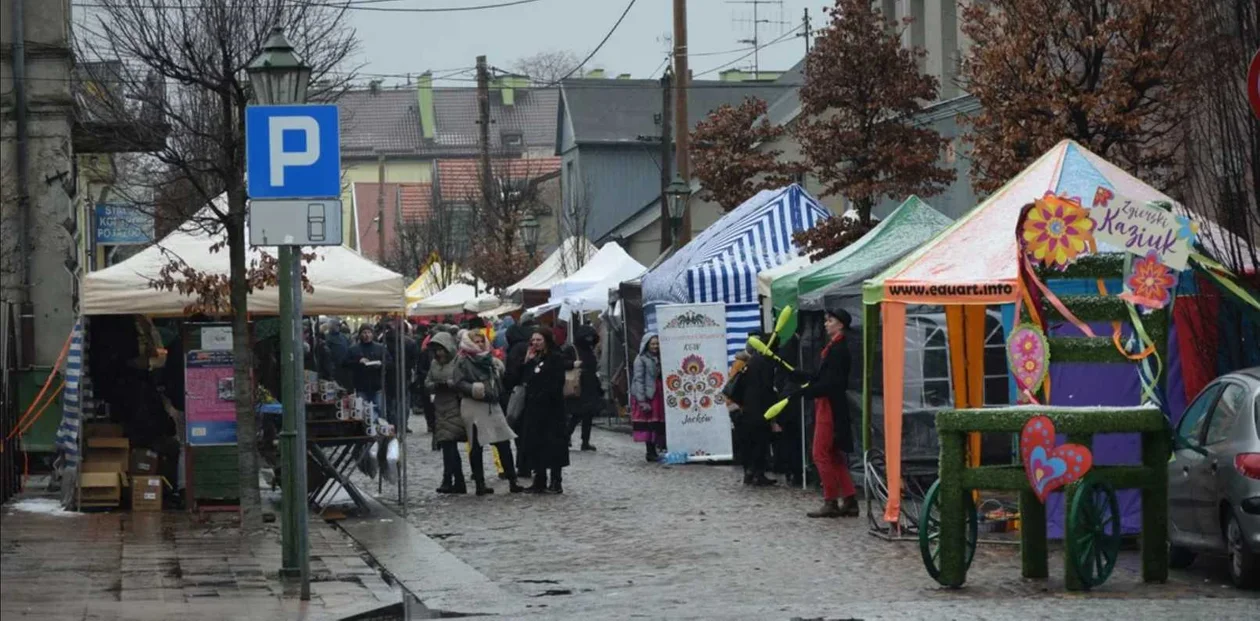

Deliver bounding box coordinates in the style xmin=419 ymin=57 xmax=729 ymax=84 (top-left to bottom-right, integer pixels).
xmin=1067 ymin=477 xmax=1122 ymax=589
xmin=919 ymin=479 xmax=978 ymax=584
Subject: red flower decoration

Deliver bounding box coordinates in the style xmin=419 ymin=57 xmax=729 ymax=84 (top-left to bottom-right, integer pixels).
xmin=1120 ymin=251 xmax=1176 ymax=309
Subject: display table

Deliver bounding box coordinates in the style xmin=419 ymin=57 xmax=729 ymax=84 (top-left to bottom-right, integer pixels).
xmin=306 ymin=419 xmax=376 ymax=515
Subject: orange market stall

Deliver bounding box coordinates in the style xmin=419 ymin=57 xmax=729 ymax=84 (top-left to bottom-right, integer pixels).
xmin=860 ymin=139 xmax=1182 ymax=529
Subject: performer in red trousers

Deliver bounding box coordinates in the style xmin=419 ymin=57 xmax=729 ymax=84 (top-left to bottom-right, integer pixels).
xmin=796 ymin=307 xmax=858 ymax=518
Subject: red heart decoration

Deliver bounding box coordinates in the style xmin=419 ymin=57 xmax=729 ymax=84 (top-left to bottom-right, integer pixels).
xmin=1020 ymin=415 xmax=1093 ymax=503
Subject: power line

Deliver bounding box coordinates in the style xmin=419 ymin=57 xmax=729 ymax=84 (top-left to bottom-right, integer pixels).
xmin=694 ymin=22 xmax=802 ymax=78
xmin=543 ymin=0 xmax=637 ymax=86
xmin=72 ymin=0 xmax=548 ymax=13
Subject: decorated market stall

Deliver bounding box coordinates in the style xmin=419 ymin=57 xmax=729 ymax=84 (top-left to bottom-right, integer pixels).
xmin=863 ymin=139 xmax=1257 ymax=541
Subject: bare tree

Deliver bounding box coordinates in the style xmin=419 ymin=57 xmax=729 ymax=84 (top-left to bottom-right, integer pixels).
xmin=557 ymin=176 xmax=594 ymax=277
xmin=464 ymin=159 xmax=553 ymax=292
xmin=387 ymin=202 xmax=467 ymax=290
xmin=74 ymin=0 xmax=358 ymax=530
xmin=512 ymin=49 xmax=583 ymax=84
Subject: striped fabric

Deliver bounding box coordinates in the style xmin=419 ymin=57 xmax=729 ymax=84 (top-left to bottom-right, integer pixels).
xmin=684 ymin=187 xmax=830 ymax=305
xmin=55 ymin=319 xmax=85 ymax=466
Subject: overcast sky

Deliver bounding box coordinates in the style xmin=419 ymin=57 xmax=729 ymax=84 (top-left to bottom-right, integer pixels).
xmin=346 ymin=0 xmax=830 ymax=85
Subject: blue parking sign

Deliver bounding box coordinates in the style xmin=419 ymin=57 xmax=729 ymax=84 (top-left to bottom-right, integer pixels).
xmin=245 ymin=104 xmax=340 ymax=199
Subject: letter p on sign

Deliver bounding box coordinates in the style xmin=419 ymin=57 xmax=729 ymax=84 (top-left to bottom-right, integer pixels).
xmin=246 ymin=104 xmax=340 ymax=199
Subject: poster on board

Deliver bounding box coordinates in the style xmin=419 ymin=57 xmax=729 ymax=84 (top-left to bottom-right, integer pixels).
xmin=185 ymin=349 xmax=238 ymax=445
xmin=657 ymin=303 xmax=732 ymax=462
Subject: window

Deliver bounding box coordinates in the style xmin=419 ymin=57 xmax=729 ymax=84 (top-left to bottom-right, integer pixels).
xmin=1205 ymin=382 xmax=1249 ymax=446
xmin=1177 ymin=383 xmax=1225 ymax=445
xmin=501 ymin=131 xmax=524 ymax=147
xmin=981 ymin=310 xmax=1009 ymax=406
xmin=903 ymin=307 xmax=953 ymax=409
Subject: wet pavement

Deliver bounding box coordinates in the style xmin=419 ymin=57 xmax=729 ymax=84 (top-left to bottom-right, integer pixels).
xmin=356 ymin=425 xmax=1260 ymax=620
xmin=0 ymin=496 xmax=399 ymax=621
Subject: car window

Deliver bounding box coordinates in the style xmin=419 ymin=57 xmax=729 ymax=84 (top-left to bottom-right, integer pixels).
xmin=1205 ymin=382 xmax=1249 ymax=445
xmin=1177 ymin=383 xmax=1224 ymax=444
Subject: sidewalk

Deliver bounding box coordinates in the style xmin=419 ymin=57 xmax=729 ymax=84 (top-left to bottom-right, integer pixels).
xmin=1 ymin=494 xmax=400 ymax=621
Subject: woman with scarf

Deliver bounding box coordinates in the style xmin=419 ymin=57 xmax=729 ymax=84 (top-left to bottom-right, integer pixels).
xmin=453 ymin=329 xmax=521 ymax=495
xmin=794 ymin=308 xmax=858 ymax=517
xmin=519 ymin=328 xmax=573 ymax=493
xmin=630 ymin=333 xmax=666 ymax=462
xmin=426 ymin=331 xmax=468 ymax=493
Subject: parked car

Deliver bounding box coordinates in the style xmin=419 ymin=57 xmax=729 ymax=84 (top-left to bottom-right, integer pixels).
xmin=1168 ymin=367 xmax=1260 ymax=588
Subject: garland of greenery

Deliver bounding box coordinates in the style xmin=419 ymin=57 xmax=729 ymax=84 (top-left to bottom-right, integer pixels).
xmin=1035 ymin=253 xmax=1126 ymax=280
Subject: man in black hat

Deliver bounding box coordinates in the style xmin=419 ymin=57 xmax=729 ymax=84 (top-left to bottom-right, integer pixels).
xmin=793 ymin=307 xmax=858 ymax=517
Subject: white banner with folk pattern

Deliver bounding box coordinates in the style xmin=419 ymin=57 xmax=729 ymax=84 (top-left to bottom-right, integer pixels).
xmin=657 ymin=303 xmax=733 ymax=462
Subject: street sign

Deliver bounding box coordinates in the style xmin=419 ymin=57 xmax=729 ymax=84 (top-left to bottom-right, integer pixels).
xmin=245 ymin=104 xmax=340 ymax=199
xmin=94 ymin=203 xmax=154 ymax=245
xmin=1249 ymin=48 xmax=1260 ymax=120
xmin=249 ymin=199 xmax=343 ymax=246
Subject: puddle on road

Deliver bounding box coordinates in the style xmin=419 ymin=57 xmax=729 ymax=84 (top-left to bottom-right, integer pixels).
xmin=342 ymin=590 xmax=477 ymax=620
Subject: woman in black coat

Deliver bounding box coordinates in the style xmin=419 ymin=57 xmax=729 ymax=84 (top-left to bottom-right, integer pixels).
xmin=564 ymin=325 xmax=603 ymax=452
xmin=519 ymin=327 xmax=574 ymax=493
xmin=730 ymin=343 xmax=779 ymax=487
xmin=794 ymin=308 xmax=858 ymax=518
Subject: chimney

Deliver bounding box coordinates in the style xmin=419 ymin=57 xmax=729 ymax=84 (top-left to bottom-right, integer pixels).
xmin=369 ymin=79 xmax=383 ymax=94
xmin=495 ymin=74 xmax=530 ymax=106
xmin=416 ymin=71 xmax=435 ymax=139
xmin=584 ymin=68 xmax=605 ymax=79
xmin=616 ymin=73 xmax=631 ymax=80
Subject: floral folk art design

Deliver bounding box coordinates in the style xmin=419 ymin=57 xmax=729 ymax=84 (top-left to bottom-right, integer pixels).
xmin=1119 ymin=251 xmax=1176 ymax=310
xmin=664 ymin=354 xmax=727 ymax=412
xmin=1022 ymin=195 xmax=1096 ymax=268
xmin=1007 ymin=323 xmax=1049 ymax=402
xmin=1020 ymin=415 xmax=1093 ymax=503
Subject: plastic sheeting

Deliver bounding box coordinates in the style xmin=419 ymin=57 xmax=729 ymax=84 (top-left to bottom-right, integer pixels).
xmin=82 ymin=196 xmax=406 ymax=316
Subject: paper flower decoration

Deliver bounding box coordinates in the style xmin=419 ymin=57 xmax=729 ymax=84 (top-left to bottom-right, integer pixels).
xmin=1120 ymin=251 xmax=1176 ymax=310
xmin=1022 ymin=195 xmax=1096 ymax=268
xmin=1174 ymin=215 xmax=1199 ymax=244
xmin=1007 ymin=324 xmax=1049 ymax=399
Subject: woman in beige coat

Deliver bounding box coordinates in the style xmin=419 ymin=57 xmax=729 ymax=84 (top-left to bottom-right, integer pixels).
xmin=453 ymin=329 xmax=521 ymax=495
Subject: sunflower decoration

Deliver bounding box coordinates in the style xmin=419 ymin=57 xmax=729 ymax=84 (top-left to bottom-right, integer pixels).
xmin=1119 ymin=251 xmax=1177 ymax=310
xmin=1021 ymin=195 xmax=1096 ymax=268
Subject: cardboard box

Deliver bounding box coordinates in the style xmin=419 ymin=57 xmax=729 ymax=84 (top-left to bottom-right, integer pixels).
xmin=85 ymin=423 xmax=124 ymax=438
xmin=86 ymin=437 xmax=129 ymax=470
xmin=80 ymin=472 xmax=124 ymax=508
xmin=129 ymin=449 xmax=159 ymax=475
xmin=130 ymin=476 xmax=163 ymax=512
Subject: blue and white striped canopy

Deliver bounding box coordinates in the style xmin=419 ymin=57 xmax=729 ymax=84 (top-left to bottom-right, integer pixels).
xmin=643 ymin=184 xmax=830 ymax=306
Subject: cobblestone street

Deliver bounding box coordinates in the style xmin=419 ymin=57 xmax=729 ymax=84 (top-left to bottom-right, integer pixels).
xmin=378 ymin=426 xmax=1260 ymax=620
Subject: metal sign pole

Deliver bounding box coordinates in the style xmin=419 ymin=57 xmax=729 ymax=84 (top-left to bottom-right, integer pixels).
xmin=278 ymin=245 xmax=310 ymax=599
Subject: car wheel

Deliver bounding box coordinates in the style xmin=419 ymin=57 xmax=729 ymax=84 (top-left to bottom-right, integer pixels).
xmin=1226 ymin=512 xmax=1259 ymax=589
xmin=1168 ymin=544 xmax=1196 ymax=569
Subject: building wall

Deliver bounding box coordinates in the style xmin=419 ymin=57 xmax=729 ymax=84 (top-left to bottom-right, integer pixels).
xmin=564 ymin=145 xmax=664 ymax=242
xmin=0 ymin=0 xmax=77 ymax=366
xmin=339 ymin=158 xmax=432 ymax=250
xmin=620 ymin=199 xmax=725 ymax=268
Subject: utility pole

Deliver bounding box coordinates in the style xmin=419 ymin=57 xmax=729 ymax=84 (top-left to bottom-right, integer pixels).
xmin=376 ymin=153 xmax=386 ymax=263
xmin=801 ymin=7 xmax=811 ymax=56
xmin=672 ymin=0 xmax=692 ymax=246
xmin=658 ymin=67 xmax=674 ymax=253
xmin=476 ymin=55 xmax=493 ymax=205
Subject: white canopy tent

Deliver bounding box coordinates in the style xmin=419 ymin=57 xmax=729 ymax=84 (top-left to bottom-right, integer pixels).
xmin=756 ymin=253 xmax=811 ymax=298
xmin=406 ymin=261 xmax=460 ymax=306
xmin=408 ymin=280 xmax=498 ymax=317
xmin=548 ymin=243 xmax=647 ymax=315
xmin=507 ymin=237 xmax=597 ymax=296
xmin=82 ymin=197 xmax=406 ymax=316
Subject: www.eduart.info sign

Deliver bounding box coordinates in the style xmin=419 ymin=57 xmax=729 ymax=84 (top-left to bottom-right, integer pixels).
xmin=657 ymin=303 xmax=733 ymax=462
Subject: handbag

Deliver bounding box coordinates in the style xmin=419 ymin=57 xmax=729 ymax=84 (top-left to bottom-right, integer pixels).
xmin=722 ymin=368 xmax=746 ymax=404
xmin=563 ymin=368 xmax=582 ymax=398
xmin=506 ymin=384 xmax=527 ymax=424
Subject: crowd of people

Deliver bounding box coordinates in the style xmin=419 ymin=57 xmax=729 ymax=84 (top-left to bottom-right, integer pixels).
xmin=300 ymin=305 xmax=858 ymax=517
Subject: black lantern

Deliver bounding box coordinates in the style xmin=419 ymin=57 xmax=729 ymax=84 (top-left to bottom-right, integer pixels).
xmin=246 ymin=28 xmax=312 ymax=105
xmin=665 ymin=174 xmax=691 ymax=230
xmin=520 ymin=213 xmax=540 ymax=257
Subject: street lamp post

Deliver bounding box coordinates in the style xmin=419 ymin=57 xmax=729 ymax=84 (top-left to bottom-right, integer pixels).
xmin=520 ymin=213 xmax=540 ymax=259
xmin=247 ymin=27 xmax=312 ymax=599
xmin=664 ymin=175 xmax=691 ymax=247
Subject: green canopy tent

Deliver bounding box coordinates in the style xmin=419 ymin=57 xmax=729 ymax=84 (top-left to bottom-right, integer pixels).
xmin=763 ymin=196 xmax=953 ymax=334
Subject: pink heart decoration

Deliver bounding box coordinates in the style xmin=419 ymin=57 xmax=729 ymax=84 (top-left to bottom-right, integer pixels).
xmin=1020 ymin=415 xmax=1093 ymax=503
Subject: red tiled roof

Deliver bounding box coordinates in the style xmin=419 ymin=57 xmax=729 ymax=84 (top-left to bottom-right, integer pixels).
xmin=434 ymin=157 xmax=561 ymax=203
xmin=352 ymin=182 xmax=434 ymax=259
